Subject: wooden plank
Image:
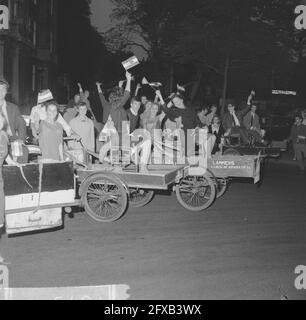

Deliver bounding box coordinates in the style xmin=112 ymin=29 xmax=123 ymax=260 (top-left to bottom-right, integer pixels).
xmin=5 ymin=201 xmax=81 ymax=215
xmin=6 ymin=208 xmax=63 ymax=235
xmin=77 ymin=165 xmax=185 ymax=190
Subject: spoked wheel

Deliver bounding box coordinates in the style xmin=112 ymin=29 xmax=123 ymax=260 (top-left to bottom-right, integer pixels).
xmin=215 ymin=178 xmax=228 ymax=199
xmin=176 ymin=175 xmax=216 ymax=212
xmin=129 ymin=189 xmax=155 ymax=208
xmin=81 ymin=173 xmax=128 ymax=222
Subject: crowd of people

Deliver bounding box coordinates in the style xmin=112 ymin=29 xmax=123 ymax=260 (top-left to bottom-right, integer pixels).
xmin=1 ymin=72 xmax=306 ymax=249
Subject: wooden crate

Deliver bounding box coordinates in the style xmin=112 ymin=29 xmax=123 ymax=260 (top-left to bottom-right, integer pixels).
xmin=3 ymin=162 xmax=76 ymax=234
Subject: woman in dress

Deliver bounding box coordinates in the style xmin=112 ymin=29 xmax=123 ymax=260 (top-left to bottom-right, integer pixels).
xmin=38 ymin=102 xmax=64 ymax=162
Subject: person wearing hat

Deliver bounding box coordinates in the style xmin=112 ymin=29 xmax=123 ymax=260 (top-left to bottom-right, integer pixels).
xmin=30 ymin=89 xmax=72 ymax=141
xmin=0 ymin=78 xmax=28 ymax=164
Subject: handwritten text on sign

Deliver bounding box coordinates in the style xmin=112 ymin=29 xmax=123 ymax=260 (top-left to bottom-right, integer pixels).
xmin=0 ymin=5 xmax=9 ymax=30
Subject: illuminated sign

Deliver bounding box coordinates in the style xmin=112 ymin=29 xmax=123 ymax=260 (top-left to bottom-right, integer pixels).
xmin=272 ymin=90 xmax=297 ymax=96
xmin=0 ymin=5 xmax=9 ymax=30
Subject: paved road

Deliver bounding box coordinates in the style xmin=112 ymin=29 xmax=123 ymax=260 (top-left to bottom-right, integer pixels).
xmin=1 ymin=163 xmax=306 ymax=300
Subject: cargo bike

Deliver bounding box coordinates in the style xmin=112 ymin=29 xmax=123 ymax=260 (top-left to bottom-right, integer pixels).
xmin=2 ymin=138 xmax=262 ymax=235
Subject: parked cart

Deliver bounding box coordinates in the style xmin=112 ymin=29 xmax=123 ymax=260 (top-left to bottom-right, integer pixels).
xmin=2 ymin=139 xmax=262 ymax=235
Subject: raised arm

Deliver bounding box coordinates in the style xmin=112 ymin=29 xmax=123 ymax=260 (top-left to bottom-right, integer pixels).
xmin=96 ymin=82 xmax=111 ymax=110
xmin=155 ymin=90 xmax=179 ymax=120
xmin=113 ymin=71 xmax=132 ymax=110
xmin=14 ymin=106 xmax=27 ymax=142
xmin=77 ymin=83 xmax=84 ymax=94
xmin=135 ymin=83 xmax=141 ymax=97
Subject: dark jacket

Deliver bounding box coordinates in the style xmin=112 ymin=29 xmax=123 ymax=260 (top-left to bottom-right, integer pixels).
xmin=126 ymin=109 xmax=140 ymax=133
xmin=243 ymin=112 xmax=261 ymax=131
xmin=208 ymin=124 xmax=225 ymax=154
xmin=161 ymin=104 xmax=197 ymax=133
xmin=222 ymin=104 xmax=251 ymax=132
xmin=5 ymin=101 xmax=27 ymax=142
xmin=290 ymin=124 xmax=306 ymax=144
xmin=98 ymin=91 xmax=131 ymax=132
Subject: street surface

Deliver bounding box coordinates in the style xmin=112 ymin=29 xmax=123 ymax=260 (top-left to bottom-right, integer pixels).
xmin=1 ymin=162 xmax=306 ymax=300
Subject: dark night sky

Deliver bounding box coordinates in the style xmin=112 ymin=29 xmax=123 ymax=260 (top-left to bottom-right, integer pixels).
xmin=90 ymin=0 xmax=147 ymax=58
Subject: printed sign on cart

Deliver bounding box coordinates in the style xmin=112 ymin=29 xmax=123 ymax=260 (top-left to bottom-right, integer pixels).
xmin=0 ymin=5 xmax=9 ymax=30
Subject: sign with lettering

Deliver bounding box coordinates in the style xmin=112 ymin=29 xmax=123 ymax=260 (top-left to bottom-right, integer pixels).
xmin=272 ymin=90 xmax=297 ymax=96
xmin=0 ymin=5 xmax=9 ymax=30
xmin=122 ymin=56 xmax=139 ymax=70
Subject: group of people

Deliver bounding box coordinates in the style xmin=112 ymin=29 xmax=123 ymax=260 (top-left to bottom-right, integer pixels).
xmin=2 ymin=71 xmax=306 ymax=243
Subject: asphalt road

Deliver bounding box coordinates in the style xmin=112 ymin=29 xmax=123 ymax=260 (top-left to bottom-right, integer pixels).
xmin=1 ymin=162 xmax=306 ymax=300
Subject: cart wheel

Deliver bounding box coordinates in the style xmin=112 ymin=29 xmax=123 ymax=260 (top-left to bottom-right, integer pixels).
xmin=129 ymin=189 xmax=155 ymax=208
xmin=215 ymin=178 xmax=228 ymax=199
xmin=176 ymin=175 xmax=216 ymax=212
xmin=81 ymin=173 xmax=128 ymax=222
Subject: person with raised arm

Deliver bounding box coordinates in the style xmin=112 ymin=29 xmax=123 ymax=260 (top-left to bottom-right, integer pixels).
xmin=222 ymin=91 xmax=254 ymax=145
xmin=96 ymin=71 xmax=132 ymax=129
xmin=97 ymin=73 xmax=151 ymax=171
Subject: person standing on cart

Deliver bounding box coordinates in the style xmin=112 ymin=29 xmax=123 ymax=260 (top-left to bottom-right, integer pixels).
xmin=96 ymin=73 xmax=151 ymax=171
xmin=243 ymin=105 xmax=266 ymax=145
xmin=221 ymin=91 xmax=254 ymax=145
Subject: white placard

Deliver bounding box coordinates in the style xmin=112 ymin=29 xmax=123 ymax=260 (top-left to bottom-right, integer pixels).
xmin=122 ymin=56 xmax=139 ymax=70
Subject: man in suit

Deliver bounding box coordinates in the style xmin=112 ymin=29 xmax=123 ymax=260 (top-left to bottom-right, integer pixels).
xmin=243 ymin=105 xmax=265 ymax=144
xmin=208 ymin=115 xmax=225 ymax=154
xmin=222 ymin=91 xmax=254 ymax=145
xmin=0 ymin=78 xmax=28 ymax=163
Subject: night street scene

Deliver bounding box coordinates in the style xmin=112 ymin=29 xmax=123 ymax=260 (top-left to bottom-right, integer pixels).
xmin=0 ymin=0 xmax=306 ymax=305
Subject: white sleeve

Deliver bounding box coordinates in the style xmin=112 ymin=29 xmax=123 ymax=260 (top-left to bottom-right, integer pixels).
xmin=57 ymin=113 xmax=72 ymax=136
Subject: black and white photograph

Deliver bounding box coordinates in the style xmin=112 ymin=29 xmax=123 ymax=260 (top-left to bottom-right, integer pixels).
xmin=0 ymin=0 xmax=306 ymax=305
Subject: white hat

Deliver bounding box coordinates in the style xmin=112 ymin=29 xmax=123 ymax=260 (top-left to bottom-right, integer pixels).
xmin=38 ymin=89 xmax=53 ymax=104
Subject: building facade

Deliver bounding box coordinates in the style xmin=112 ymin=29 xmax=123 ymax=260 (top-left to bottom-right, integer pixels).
xmin=0 ymin=0 xmax=58 ymax=113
